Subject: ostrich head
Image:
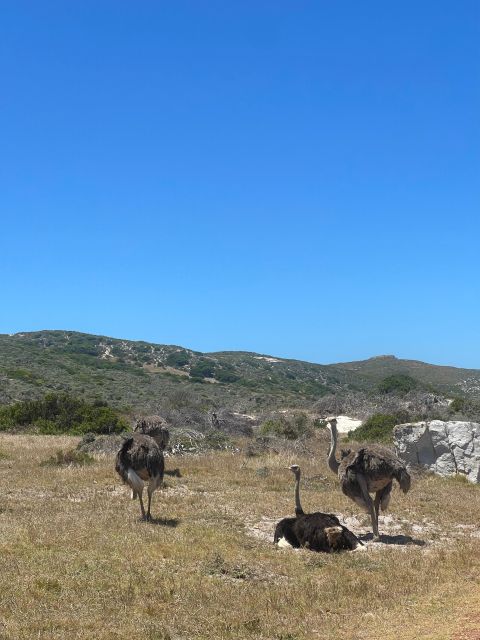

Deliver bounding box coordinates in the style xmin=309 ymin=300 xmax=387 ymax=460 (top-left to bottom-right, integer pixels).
xmin=289 ymin=464 xmax=301 ymax=478
xmin=325 ymin=526 xmax=343 ymax=548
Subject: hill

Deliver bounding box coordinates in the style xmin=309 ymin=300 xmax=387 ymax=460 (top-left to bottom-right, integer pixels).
xmin=1 ymin=331 xmax=480 ymax=419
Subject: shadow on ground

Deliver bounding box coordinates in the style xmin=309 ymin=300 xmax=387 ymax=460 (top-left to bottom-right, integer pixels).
xmin=359 ymin=533 xmax=426 ymax=546
xmin=165 ymin=468 xmax=182 ymax=477
xmin=141 ymin=517 xmax=180 ymax=527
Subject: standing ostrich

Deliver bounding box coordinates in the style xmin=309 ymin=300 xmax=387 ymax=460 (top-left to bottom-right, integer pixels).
xmin=274 ymin=465 xmax=361 ymax=552
xmin=134 ymin=415 xmax=170 ymax=450
xmin=115 ymin=433 xmax=165 ymax=520
xmin=326 ymin=417 xmax=411 ymax=540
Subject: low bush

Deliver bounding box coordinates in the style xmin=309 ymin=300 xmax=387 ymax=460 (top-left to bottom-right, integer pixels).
xmin=259 ymin=412 xmax=312 ymax=440
xmin=0 ymin=393 xmax=128 ymax=435
xmin=346 ymin=413 xmax=399 ymax=443
xmin=165 ymin=350 xmax=191 ymax=368
xmin=378 ymin=374 xmax=418 ymax=395
xmin=189 ymin=358 xmax=216 ymax=379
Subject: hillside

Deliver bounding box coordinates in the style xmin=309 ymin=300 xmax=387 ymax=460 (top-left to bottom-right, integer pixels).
xmin=330 ymin=354 xmax=480 ymax=394
xmin=1 ymin=331 xmax=480 ymax=418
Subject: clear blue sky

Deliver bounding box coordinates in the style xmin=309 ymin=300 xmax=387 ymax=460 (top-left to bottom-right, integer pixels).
xmin=1 ymin=1 xmax=479 ymax=367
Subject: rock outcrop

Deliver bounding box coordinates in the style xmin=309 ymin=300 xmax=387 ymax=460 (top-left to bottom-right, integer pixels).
xmin=394 ymin=420 xmax=480 ymax=483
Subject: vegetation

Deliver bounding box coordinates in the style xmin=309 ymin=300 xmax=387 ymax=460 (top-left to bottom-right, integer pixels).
xmin=0 ymin=393 xmax=128 ymax=435
xmin=378 ymin=374 xmax=418 ymax=395
xmin=41 ymin=448 xmax=95 ymax=466
xmin=450 ymin=397 xmax=467 ymax=413
xmin=2 ymin=330 xmax=480 ymax=420
xmin=259 ymin=412 xmax=312 ymax=440
xmin=214 ymin=368 xmax=240 ymax=383
xmin=347 ymin=413 xmax=400 ymax=443
xmin=165 ymin=350 xmax=191 ymax=368
xmin=189 ymin=358 xmax=216 ymax=379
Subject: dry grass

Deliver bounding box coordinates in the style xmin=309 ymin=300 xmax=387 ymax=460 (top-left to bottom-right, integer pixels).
xmin=0 ymin=433 xmax=479 ymax=639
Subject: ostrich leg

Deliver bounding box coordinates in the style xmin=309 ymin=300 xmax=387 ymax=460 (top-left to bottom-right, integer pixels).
xmin=138 ymin=489 xmax=147 ymax=519
xmin=374 ymin=492 xmax=382 ymax=539
xmin=146 ymin=475 xmax=161 ymax=521
xmin=374 ymin=483 xmax=392 ymax=538
xmin=146 ymin=492 xmax=152 ymax=521
xmin=357 ymin=474 xmax=379 ymax=540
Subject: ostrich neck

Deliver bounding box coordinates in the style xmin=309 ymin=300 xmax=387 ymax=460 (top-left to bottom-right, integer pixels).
xmin=328 ymin=425 xmax=340 ymax=474
xmin=294 ymin=473 xmax=304 ymax=516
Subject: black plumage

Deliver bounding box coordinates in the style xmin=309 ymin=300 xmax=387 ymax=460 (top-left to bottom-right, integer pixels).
xmin=274 ymin=465 xmax=360 ymax=553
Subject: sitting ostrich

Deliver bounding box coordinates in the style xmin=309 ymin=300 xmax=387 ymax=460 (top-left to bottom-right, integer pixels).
xmin=274 ymin=465 xmax=361 ymax=552
xmin=326 ymin=417 xmax=411 ymax=540
xmin=115 ymin=432 xmax=165 ymax=521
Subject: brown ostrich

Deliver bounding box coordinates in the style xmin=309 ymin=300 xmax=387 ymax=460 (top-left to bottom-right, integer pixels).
xmin=326 ymin=417 xmax=411 ymax=540
xmin=115 ymin=416 xmax=169 ymax=520
xmin=134 ymin=415 xmax=170 ymax=450
xmin=274 ymin=465 xmax=361 ymax=552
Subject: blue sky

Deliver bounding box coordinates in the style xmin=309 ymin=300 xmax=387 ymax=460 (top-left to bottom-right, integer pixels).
xmin=1 ymin=1 xmax=479 ymax=367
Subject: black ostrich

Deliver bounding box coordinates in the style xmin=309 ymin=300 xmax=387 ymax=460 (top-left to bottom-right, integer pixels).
xmin=115 ymin=433 xmax=165 ymax=520
xmin=274 ymin=465 xmax=361 ymax=552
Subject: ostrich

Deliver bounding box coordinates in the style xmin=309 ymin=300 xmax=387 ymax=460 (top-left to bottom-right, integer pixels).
xmin=326 ymin=417 xmax=411 ymax=540
xmin=134 ymin=415 xmax=170 ymax=450
xmin=274 ymin=465 xmax=361 ymax=552
xmin=115 ymin=433 xmax=165 ymax=520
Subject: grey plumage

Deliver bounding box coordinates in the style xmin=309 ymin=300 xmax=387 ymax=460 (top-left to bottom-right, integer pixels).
xmin=115 ymin=433 xmax=165 ymax=520
xmin=327 ymin=418 xmax=411 ymax=539
xmin=134 ymin=415 xmax=170 ymax=451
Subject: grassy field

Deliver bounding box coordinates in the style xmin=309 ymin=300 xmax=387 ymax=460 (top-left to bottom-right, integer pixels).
xmin=0 ymin=433 xmax=479 ymax=640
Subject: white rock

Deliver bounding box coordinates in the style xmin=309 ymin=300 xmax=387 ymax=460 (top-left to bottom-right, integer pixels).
xmin=394 ymin=420 xmax=480 ymax=484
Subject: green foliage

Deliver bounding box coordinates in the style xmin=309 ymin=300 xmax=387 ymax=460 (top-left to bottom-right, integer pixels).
xmin=165 ymin=350 xmax=191 ymax=368
xmin=0 ymin=393 xmax=128 ymax=435
xmin=40 ymin=448 xmax=95 ymax=467
xmin=189 ymin=358 xmax=216 ymax=379
xmin=68 ymin=353 xmax=147 ymax=377
xmin=214 ymin=369 xmax=240 ymax=383
xmin=5 ymin=368 xmax=43 ymax=386
xmin=346 ymin=413 xmax=398 ymax=443
xmin=449 ymin=397 xmax=466 ymax=413
xmin=259 ymin=412 xmax=312 ymax=440
xmin=378 ymin=374 xmax=418 ymax=395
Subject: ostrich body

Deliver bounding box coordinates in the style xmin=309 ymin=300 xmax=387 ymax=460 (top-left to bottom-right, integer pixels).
xmin=115 ymin=433 xmax=165 ymax=520
xmin=274 ymin=465 xmax=360 ymax=552
xmin=134 ymin=415 xmax=170 ymax=451
xmin=327 ymin=418 xmax=411 ymax=540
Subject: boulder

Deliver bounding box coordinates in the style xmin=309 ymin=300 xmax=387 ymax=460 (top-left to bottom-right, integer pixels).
xmin=394 ymin=420 xmax=480 ymax=483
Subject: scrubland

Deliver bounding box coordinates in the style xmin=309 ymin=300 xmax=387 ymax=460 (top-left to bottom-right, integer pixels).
xmin=0 ymin=433 xmax=479 ymax=640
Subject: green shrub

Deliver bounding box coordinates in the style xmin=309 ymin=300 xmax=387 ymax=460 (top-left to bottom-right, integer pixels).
xmin=0 ymin=393 xmax=128 ymax=435
xmin=347 ymin=413 xmax=399 ymax=443
xmin=260 ymin=412 xmax=312 ymax=440
xmin=214 ymin=369 xmax=240 ymax=383
xmin=189 ymin=358 xmax=216 ymax=379
xmin=378 ymin=375 xmax=418 ymax=395
xmin=449 ymin=397 xmax=466 ymax=413
xmin=5 ymin=368 xmax=43 ymax=385
xmin=165 ymin=350 xmax=191 ymax=368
